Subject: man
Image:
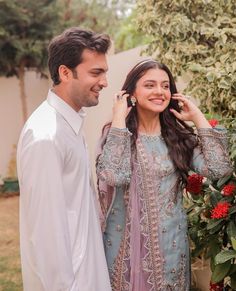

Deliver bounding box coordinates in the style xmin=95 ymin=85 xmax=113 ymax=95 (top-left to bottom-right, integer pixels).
xmin=17 ymin=27 xmax=111 ymax=291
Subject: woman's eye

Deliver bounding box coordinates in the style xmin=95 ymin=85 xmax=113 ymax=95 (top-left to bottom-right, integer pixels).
xmin=145 ymin=84 xmax=153 ymax=88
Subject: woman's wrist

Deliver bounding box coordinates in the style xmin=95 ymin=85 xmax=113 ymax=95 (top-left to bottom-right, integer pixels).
xmin=192 ymin=111 xmax=211 ymax=129
xmin=111 ymin=118 xmax=126 ymax=129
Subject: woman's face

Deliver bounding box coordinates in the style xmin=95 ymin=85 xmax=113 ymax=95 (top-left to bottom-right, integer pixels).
xmin=134 ymin=68 xmax=171 ymax=115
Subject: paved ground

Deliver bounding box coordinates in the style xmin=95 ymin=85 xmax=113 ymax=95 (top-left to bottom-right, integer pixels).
xmin=0 ymin=196 xmax=22 ymax=291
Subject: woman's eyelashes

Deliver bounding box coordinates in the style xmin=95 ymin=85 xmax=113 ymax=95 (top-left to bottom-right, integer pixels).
xmin=144 ymin=83 xmax=154 ymax=88
xmin=144 ymin=83 xmax=170 ymax=90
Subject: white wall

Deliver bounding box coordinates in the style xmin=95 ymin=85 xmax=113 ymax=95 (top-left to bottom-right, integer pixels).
xmin=0 ymin=46 xmax=187 ymax=181
xmin=83 ymin=46 xmax=146 ymax=175
xmin=0 ymin=71 xmax=50 ymax=179
xmin=0 ymin=46 xmax=145 ymax=180
xmin=83 ymin=47 xmax=189 ymax=178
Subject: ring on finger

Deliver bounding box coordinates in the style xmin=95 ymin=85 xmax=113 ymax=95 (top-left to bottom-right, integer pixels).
xmin=179 ymin=101 xmax=184 ymax=108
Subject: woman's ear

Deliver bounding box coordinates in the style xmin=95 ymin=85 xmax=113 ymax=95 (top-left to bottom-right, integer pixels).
xmin=130 ymin=96 xmax=136 ymax=107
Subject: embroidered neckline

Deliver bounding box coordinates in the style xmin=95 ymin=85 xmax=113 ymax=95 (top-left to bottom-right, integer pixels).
xmin=139 ymin=132 xmax=161 ymax=136
xmin=139 ymin=132 xmax=163 ymax=141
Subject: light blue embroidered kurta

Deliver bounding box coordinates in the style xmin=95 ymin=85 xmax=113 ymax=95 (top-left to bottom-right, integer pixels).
xmin=97 ymin=127 xmax=232 ymax=291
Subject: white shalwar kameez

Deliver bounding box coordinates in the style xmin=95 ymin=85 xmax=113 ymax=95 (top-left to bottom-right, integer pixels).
xmin=17 ymin=90 xmax=111 ymax=291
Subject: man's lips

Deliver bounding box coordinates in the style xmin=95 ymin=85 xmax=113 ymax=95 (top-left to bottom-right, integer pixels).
xmin=91 ymin=90 xmax=101 ymax=97
xmin=91 ymin=86 xmax=103 ymax=96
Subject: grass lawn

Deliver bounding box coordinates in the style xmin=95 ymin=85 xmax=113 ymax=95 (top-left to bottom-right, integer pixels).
xmin=0 ymin=195 xmax=22 ymax=291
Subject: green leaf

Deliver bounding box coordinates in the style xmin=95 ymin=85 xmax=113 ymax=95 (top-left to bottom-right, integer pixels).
xmin=231 ymin=274 xmax=236 ymax=289
xmin=227 ymin=220 xmax=236 ymax=239
xmin=206 ymin=239 xmax=221 ymax=259
xmin=192 ymin=244 xmax=206 ymax=257
xmin=207 ymin=219 xmax=224 ymax=231
xmin=209 ymin=191 xmax=222 ymax=206
xmin=210 ymin=257 xmax=216 ymax=272
xmin=229 ymin=206 xmax=236 ymax=215
xmin=217 ymin=175 xmax=232 ymax=188
xmin=136 ymin=0 xmax=236 ymax=123
xmin=215 ymin=250 xmax=236 ymax=264
xmin=221 ymin=34 xmax=227 ymax=44
xmin=206 ymin=71 xmax=215 ymax=82
xmin=229 ymin=264 xmax=236 ymax=275
xmin=209 ymin=222 xmax=225 ymax=234
xmin=218 ymin=78 xmax=231 ymax=89
xmin=189 ymin=63 xmax=203 ymax=72
xmin=186 ymin=204 xmax=195 ymax=213
xmin=232 ymin=237 xmax=236 ymax=251
xmin=189 ymin=214 xmax=200 ymax=224
xmin=211 ymin=261 xmax=231 ymax=283
xmin=189 ymin=227 xmax=199 ymax=242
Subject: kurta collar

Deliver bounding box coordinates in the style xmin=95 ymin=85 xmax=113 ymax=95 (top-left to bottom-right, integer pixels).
xmin=47 ymin=89 xmax=86 ymax=135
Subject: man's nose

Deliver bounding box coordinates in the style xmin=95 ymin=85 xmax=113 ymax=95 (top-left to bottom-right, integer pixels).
xmin=99 ymin=75 xmax=108 ymax=88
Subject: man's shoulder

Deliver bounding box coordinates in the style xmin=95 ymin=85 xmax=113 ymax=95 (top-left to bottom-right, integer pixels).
xmin=20 ymin=101 xmax=59 ymax=142
xmin=29 ymin=100 xmax=56 ymax=121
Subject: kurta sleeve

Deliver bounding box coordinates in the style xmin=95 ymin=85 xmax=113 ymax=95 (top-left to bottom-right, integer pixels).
xmin=96 ymin=127 xmax=132 ymax=186
xmin=191 ymin=127 xmax=233 ymax=180
xmin=19 ymin=135 xmax=76 ymax=291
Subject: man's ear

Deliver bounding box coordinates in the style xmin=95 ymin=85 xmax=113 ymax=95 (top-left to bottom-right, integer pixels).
xmin=58 ymin=65 xmax=72 ymax=82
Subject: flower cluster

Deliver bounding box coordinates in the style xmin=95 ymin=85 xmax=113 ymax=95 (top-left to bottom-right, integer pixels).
xmin=208 ymin=119 xmax=219 ymax=128
xmin=185 ymin=170 xmax=236 ymax=289
xmin=211 ymin=201 xmax=231 ymax=219
xmin=186 ymin=173 xmax=204 ymax=194
xmin=184 ymin=118 xmax=236 ymax=290
xmin=222 ymin=184 xmax=236 ymax=196
xmin=210 ymin=281 xmax=224 ymax=291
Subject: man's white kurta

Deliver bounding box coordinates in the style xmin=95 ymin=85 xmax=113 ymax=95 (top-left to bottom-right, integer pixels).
xmin=17 ymin=90 xmax=111 ymax=291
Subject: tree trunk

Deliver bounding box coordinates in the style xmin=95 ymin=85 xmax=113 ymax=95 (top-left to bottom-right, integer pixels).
xmin=18 ymin=61 xmax=28 ymax=124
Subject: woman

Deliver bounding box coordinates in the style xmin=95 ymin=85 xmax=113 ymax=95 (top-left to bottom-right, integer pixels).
xmin=96 ymin=59 xmax=232 ymax=291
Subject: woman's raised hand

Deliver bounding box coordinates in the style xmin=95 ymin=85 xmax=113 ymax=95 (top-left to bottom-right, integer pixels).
xmin=111 ymin=91 xmax=132 ymax=129
xmin=170 ymin=93 xmax=211 ymax=129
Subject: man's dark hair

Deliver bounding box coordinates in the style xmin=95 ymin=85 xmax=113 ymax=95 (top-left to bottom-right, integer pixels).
xmin=48 ymin=27 xmax=111 ymax=85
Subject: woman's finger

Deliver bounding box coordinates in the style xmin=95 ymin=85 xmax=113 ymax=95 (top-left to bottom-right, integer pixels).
xmin=172 ymin=95 xmax=191 ymax=103
xmin=115 ymin=92 xmax=129 ymax=102
xmin=170 ymin=108 xmax=183 ymax=120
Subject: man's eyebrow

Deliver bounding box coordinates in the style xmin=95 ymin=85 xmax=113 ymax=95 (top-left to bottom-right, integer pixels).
xmin=90 ymin=68 xmax=108 ymax=73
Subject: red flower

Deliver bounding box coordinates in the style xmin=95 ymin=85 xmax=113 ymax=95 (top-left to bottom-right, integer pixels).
xmin=210 ymin=281 xmax=224 ymax=291
xmin=186 ymin=174 xmax=204 ymax=194
xmin=211 ymin=202 xmax=231 ymax=219
xmin=209 ymin=119 xmax=219 ymax=127
xmin=222 ymin=184 xmax=236 ymax=196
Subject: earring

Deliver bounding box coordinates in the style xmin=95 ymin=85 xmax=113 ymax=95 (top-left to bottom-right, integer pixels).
xmin=130 ymin=96 xmax=136 ymax=107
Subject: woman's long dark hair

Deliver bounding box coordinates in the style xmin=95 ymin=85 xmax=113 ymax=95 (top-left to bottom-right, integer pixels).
xmin=101 ymin=59 xmax=198 ymax=186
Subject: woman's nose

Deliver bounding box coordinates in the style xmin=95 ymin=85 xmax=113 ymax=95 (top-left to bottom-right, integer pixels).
xmin=153 ymin=85 xmax=163 ymax=94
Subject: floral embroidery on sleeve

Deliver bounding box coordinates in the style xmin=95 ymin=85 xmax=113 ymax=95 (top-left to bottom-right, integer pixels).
xmin=97 ymin=127 xmax=132 ymax=186
xmin=192 ymin=128 xmax=233 ymax=180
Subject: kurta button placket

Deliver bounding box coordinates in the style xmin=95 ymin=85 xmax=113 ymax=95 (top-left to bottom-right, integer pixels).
xmin=162 ymin=227 xmax=167 ymax=233
xmin=116 ymin=225 xmax=122 ymax=232
xmin=106 ymin=239 xmax=112 ymax=246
